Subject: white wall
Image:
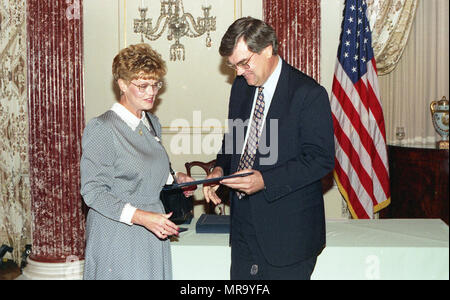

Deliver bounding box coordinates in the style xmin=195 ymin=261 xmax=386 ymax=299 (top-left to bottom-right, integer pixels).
xmin=83 ymin=0 xmax=347 ymax=219
xmin=321 ymin=0 xmax=345 ymax=94
xmin=320 ymin=0 xmax=346 ymax=219
xmin=83 ymin=1 xmax=120 ymax=123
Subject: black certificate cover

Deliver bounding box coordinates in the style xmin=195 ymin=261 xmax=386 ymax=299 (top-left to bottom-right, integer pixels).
xmin=195 ymin=214 xmax=230 ymax=234
xmin=162 ymin=172 xmax=253 ymax=190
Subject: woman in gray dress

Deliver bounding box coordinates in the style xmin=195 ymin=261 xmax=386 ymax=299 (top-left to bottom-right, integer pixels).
xmin=80 ymin=43 xmax=194 ymax=279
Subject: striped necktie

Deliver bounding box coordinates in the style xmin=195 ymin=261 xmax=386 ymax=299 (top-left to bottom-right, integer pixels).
xmin=236 ymin=87 xmax=265 ymax=199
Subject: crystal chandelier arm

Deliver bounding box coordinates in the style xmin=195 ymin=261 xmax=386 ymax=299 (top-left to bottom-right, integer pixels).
xmin=182 ymin=12 xmax=206 ymax=38
xmin=143 ymin=15 xmax=170 ymax=41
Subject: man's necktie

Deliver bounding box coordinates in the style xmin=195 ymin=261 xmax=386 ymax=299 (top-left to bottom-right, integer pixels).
xmin=236 ymin=87 xmax=265 ymax=199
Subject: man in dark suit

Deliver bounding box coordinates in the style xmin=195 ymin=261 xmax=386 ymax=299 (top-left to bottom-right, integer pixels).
xmin=203 ymin=17 xmax=335 ymax=280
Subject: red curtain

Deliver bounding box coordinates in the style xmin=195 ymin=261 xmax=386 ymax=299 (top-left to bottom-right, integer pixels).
xmin=263 ymin=0 xmax=321 ymax=82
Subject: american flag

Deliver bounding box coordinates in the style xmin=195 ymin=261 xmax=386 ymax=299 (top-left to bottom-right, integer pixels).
xmin=330 ymin=0 xmax=390 ymax=219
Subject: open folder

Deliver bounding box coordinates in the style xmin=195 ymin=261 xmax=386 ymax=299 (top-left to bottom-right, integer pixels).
xmin=162 ymin=172 xmax=253 ymax=190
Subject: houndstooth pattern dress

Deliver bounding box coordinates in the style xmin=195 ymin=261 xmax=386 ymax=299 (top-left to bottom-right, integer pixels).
xmin=80 ymin=110 xmax=172 ymax=280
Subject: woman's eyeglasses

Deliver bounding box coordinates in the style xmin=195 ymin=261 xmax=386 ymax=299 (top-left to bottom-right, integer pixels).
xmin=130 ymin=81 xmax=163 ymax=94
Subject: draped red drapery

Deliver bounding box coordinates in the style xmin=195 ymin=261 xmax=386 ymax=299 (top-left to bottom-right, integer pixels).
xmin=263 ymin=0 xmax=321 ymax=82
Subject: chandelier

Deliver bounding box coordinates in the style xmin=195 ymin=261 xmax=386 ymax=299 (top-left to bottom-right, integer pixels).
xmin=134 ymin=0 xmax=216 ymax=61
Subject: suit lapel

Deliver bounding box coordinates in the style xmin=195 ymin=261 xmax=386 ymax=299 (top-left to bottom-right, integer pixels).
xmin=255 ymin=60 xmax=290 ymax=170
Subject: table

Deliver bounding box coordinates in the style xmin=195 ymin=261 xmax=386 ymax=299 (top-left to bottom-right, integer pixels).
xmin=170 ymin=218 xmax=449 ymax=280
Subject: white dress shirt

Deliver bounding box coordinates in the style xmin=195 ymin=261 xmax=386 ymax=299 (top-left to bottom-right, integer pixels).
xmin=241 ymin=56 xmax=282 ymax=155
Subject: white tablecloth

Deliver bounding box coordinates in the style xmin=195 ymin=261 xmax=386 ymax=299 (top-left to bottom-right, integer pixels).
xmin=170 ymin=218 xmax=449 ymax=280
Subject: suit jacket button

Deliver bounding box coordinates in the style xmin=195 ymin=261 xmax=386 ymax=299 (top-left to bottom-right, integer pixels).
xmin=250 ymin=264 xmax=258 ymax=275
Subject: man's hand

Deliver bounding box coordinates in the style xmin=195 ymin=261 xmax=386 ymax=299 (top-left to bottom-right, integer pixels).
xmin=220 ymin=169 xmax=265 ymax=195
xmin=202 ymin=167 xmax=224 ymax=205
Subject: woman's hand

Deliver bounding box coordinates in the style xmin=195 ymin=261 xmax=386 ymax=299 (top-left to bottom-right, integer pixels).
xmin=132 ymin=210 xmax=179 ymax=239
xmin=202 ymin=167 xmax=224 ymax=205
xmin=175 ymin=172 xmax=196 ymax=197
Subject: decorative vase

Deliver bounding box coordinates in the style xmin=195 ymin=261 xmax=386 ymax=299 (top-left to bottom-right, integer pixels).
xmin=430 ymin=96 xmax=449 ymax=149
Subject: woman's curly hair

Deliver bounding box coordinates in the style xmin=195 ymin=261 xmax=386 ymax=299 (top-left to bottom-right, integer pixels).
xmin=112 ymin=43 xmax=166 ymax=82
